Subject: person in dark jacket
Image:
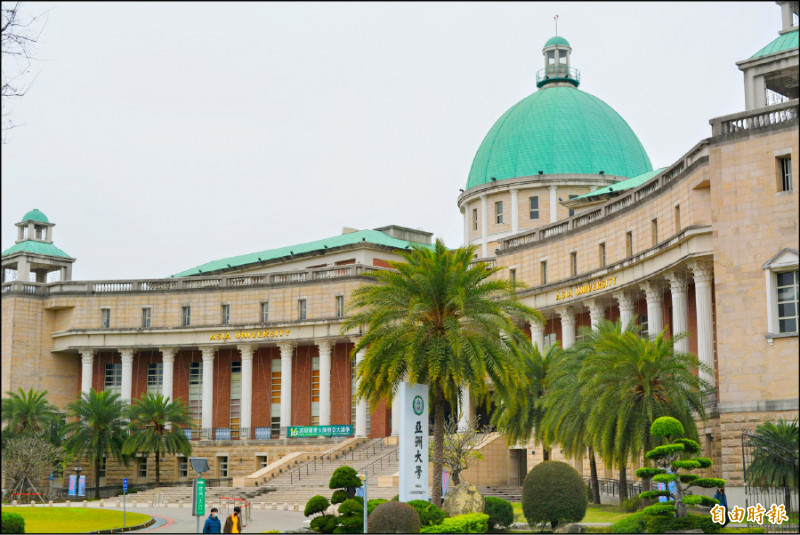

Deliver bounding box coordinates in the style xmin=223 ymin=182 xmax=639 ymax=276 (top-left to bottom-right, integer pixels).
xmin=203 ymin=507 xmax=221 ymax=533
xmin=223 ymin=506 xmax=243 ymax=533
xmin=713 ymin=487 xmax=730 ymax=526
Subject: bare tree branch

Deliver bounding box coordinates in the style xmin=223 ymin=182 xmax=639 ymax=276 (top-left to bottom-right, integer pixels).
xmin=440 ymin=415 xmax=492 ymax=486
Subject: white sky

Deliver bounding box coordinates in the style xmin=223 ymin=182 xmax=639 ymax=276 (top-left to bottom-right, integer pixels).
xmin=1 ymin=2 xmax=781 ymax=281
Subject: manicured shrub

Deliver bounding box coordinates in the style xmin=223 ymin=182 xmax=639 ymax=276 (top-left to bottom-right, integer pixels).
xmin=635 ymin=467 xmax=665 ymax=479
xmin=420 ymin=513 xmax=489 ymax=533
xmin=619 ymin=496 xmax=643 ymax=512
xmin=1 ymin=513 xmax=25 ymax=534
xmin=645 ymin=443 xmax=685 ymax=459
xmin=484 ymin=497 xmax=514 ymax=531
xmin=691 ymin=477 xmax=727 ymax=488
xmin=407 ymin=499 xmax=446 ymax=527
xmin=645 ymin=512 xmax=722 ymax=534
xmin=367 ymin=498 xmax=388 ymax=515
xmin=682 ymin=494 xmax=719 ymax=507
xmin=305 ymin=495 xmax=331 ymax=516
xmin=642 ymin=502 xmax=676 ymax=516
xmin=331 ymin=489 xmax=348 ymax=505
xmin=610 ymin=512 xmax=648 ymax=534
xmin=521 ymin=460 xmax=588 ymax=529
xmin=310 ymin=515 xmax=338 ymax=534
xmin=330 ymin=466 xmax=362 ymax=498
xmin=638 ymin=490 xmax=672 ymax=500
xmin=674 ymin=438 xmax=701 ymax=454
xmin=650 ymin=416 xmax=684 ymax=437
xmin=368 ymin=501 xmax=421 ymax=534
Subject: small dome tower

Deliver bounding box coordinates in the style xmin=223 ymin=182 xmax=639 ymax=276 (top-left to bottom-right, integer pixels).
xmin=537 ymin=35 xmax=580 ymax=88
xmin=1 ymin=209 xmax=75 ymax=283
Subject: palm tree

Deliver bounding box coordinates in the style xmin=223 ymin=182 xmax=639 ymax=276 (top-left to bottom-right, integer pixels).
xmin=492 ymin=343 xmax=558 ymax=459
xmin=123 ymin=393 xmax=193 ymax=486
xmin=579 ymin=320 xmax=711 ymax=500
xmin=746 ymin=418 xmax=799 ymax=511
xmin=2 ymin=387 xmax=59 ymax=436
xmin=342 ymin=240 xmax=542 ymax=505
xmin=63 ymin=389 xmax=129 ymax=499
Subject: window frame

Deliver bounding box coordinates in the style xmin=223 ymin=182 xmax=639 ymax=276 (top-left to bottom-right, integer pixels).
xmin=540 ymin=260 xmax=547 ymax=285
xmin=626 ymin=231 xmax=633 ymax=257
xmin=221 ymin=303 xmax=230 ymax=326
xmin=336 ymin=295 xmax=344 ymax=318
xmin=652 ymin=218 xmax=658 ymax=246
xmin=778 ymin=156 xmax=793 ymax=192
xmin=473 ymin=208 xmax=478 ymax=230
xmin=182 ymin=306 xmax=191 ymax=327
xmin=599 ymin=242 xmax=606 ymax=268
xmin=568 ymin=195 xmax=577 ymax=217
xmin=101 ymin=308 xmax=111 ymax=329
xmin=495 ymin=201 xmax=504 ymax=224
xmin=298 ymin=299 xmax=307 ymax=320
xmin=261 ymin=301 xmax=269 ymax=323
xmin=529 ymin=196 xmax=539 ymax=220
xmin=142 ymin=307 xmax=151 ymax=328
xmin=764 ymin=248 xmax=799 ymax=338
xmin=571 ymin=251 xmax=578 ymax=277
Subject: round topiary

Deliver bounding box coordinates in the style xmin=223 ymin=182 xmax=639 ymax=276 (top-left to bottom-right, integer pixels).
xmin=367 ymin=501 xmax=422 ymax=534
xmin=305 ymin=495 xmax=331 ymax=517
xmin=650 ymin=416 xmax=684 ymax=438
xmin=407 ymin=499 xmax=446 ymax=527
xmin=1 ymin=512 xmax=25 ymax=534
xmin=484 ymin=496 xmax=514 ymax=531
xmin=522 ymin=460 xmax=588 ymax=529
xmin=330 ymin=466 xmax=362 ymax=491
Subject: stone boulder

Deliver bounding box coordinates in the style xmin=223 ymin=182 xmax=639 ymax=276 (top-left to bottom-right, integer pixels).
xmin=554 ymin=522 xmax=585 ymax=533
xmin=442 ymin=483 xmax=485 ymax=517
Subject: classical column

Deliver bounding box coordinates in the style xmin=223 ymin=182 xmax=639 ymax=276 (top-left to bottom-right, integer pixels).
xmin=391 ymin=397 xmax=400 ymax=436
xmin=278 ymin=342 xmax=294 ymax=431
xmin=586 ymin=299 xmax=605 ymax=329
xmin=510 ymin=188 xmax=519 ymax=234
xmin=316 ymin=340 xmax=333 ymax=427
xmin=457 ymin=386 xmax=471 ymax=431
xmin=354 ymin=347 xmax=368 ymax=437
xmin=120 ymin=349 xmax=135 ymax=404
xmin=531 ymin=321 xmax=545 ymax=353
xmin=238 ymin=344 xmax=254 ymax=436
xmin=641 ymin=280 xmax=665 ymax=338
xmin=200 ymin=346 xmax=216 ymax=437
xmin=80 ymin=349 xmax=95 ymax=395
xmin=665 ymin=271 xmax=690 ymax=354
xmin=690 ymin=260 xmax=715 ymax=387
xmin=160 ymin=348 xmax=176 ymax=401
xmin=549 ymin=185 xmax=558 ymax=223
xmin=557 ymin=306 xmax=576 ymax=349
xmin=480 ymin=194 xmax=488 ymax=258
xmin=462 ymin=206 xmax=470 ymax=246
xmin=614 ymin=291 xmax=637 ymax=331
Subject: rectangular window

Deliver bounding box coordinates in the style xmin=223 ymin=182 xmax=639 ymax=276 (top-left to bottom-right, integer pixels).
xmin=510 ymin=268 xmax=516 ymax=285
xmin=189 ymin=362 xmax=202 ymax=431
xmin=142 ymin=308 xmax=151 ymax=328
xmin=298 ymin=299 xmax=307 ymax=320
xmin=221 ymin=304 xmax=230 ymax=326
xmin=178 ymin=456 xmax=188 ymax=478
xmin=599 ymin=243 xmax=606 ymax=268
xmin=336 ymin=295 xmax=344 ymax=318
xmin=571 ymin=252 xmax=578 ymax=276
xmin=777 ymin=270 xmax=798 ymax=333
xmin=147 ymin=363 xmax=163 ymax=396
xmin=473 ymin=208 xmax=478 ymax=230
xmin=182 ymin=306 xmax=191 ymax=327
xmin=778 ymin=157 xmax=793 ymax=192
xmin=261 ymin=302 xmax=269 ymax=323
xmin=639 ymin=313 xmax=649 ymax=339
xmin=311 ymin=356 xmax=320 ymax=426
xmin=218 ymin=456 xmax=228 ymax=478
xmin=257 ymin=455 xmax=269 ymax=470
xmin=568 ymin=195 xmax=577 ymax=217
xmin=101 ymin=308 xmax=110 ymax=329
xmin=529 ymin=196 xmax=539 ymax=219
xmin=626 ymin=231 xmax=633 ymax=257
xmin=547 ymin=50 xmax=555 ymax=65
xmin=104 ymin=363 xmax=122 ymax=395
xmin=540 ymin=261 xmax=547 ymax=285
xmin=271 ymin=358 xmax=281 ymax=437
xmin=543 ymin=332 xmax=557 ymax=350
xmin=674 ymin=204 xmax=681 ymax=233
xmin=652 ymin=218 xmax=658 ymax=246
xmin=230 ymin=361 xmax=241 ymax=438
xmin=98 ymin=456 xmax=107 ymax=478
xmin=495 ymin=201 xmax=504 ymax=224
xmin=138 ymin=456 xmax=147 ymax=479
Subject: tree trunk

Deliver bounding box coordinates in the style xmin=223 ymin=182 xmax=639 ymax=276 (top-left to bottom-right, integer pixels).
xmin=451 ymin=471 xmax=461 ymax=486
xmin=641 ymin=434 xmax=651 ymax=493
xmin=431 ymin=387 xmax=445 ymax=507
xmin=94 ymin=457 xmax=101 ymax=500
xmin=543 ymin=448 xmax=550 ymax=461
xmin=589 ymin=448 xmax=601 ymax=505
xmin=155 ymin=448 xmax=160 ymax=486
xmin=618 ymin=462 xmax=628 ymax=501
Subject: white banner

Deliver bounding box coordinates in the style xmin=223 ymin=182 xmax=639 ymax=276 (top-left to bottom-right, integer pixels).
xmin=398 ymin=381 xmax=429 ymax=502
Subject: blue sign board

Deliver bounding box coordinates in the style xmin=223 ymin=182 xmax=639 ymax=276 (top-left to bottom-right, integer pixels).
xmin=68 ymin=475 xmax=77 ymax=496
xmin=78 ymin=475 xmax=86 ymax=497
xmin=123 ymin=478 xmax=128 ymax=492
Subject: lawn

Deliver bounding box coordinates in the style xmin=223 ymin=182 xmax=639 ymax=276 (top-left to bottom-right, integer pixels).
xmin=3 ymin=507 xmax=152 ymax=533
xmin=511 ymin=502 xmax=628 ymax=525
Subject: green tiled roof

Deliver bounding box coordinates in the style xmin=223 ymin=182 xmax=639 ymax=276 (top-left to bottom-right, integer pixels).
xmin=21 ymin=209 xmax=49 ymax=223
xmin=467 ymin=86 xmax=653 ymax=190
xmin=1 ymin=240 xmax=71 ymax=258
xmin=544 ymin=36 xmax=570 ymax=47
xmin=750 ymin=30 xmax=798 ymax=59
xmin=172 ymin=229 xmax=431 ymax=277
xmin=573 ymin=167 xmax=666 ymax=201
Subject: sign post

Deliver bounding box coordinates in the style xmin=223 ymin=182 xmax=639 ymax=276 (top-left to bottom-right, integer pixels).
xmin=77 ymin=475 xmax=86 ymax=497
xmin=192 ymin=478 xmax=206 ymax=533
xmin=398 ymin=381 xmax=429 ymax=502
xmin=287 ymin=425 xmax=353 ymax=438
xmin=68 ymin=475 xmax=76 ymax=497
xmin=122 ymin=478 xmax=128 ymax=527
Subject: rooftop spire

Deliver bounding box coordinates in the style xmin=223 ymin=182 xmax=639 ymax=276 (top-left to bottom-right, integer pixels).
xmin=554 ymin=14 xmax=558 ymax=37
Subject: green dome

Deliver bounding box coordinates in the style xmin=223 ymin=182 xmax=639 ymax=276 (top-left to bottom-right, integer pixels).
xmin=22 ymin=209 xmax=49 ymax=223
xmin=544 ymin=36 xmax=570 ymax=48
xmin=466 ymin=86 xmax=652 ymax=190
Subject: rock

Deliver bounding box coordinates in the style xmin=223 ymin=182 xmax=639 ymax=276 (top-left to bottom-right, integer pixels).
xmin=554 ymin=522 xmax=585 ymax=533
xmin=442 ymin=483 xmax=485 ymax=517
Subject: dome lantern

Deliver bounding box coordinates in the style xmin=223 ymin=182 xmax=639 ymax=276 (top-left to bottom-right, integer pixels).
xmin=537 ymin=36 xmax=580 ymax=88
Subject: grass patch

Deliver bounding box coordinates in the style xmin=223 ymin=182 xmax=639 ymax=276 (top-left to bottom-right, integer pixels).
xmin=4 ymin=507 xmax=151 ymax=533
xmin=511 ymin=502 xmax=628 ymax=525
xmin=719 ymin=529 xmax=766 ymax=534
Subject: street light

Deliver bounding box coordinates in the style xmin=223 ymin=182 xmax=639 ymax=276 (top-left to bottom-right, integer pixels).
xmin=357 ymin=473 xmax=367 ymax=533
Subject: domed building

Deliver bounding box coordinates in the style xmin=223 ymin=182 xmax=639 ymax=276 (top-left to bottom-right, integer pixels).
xmin=458 ymin=36 xmax=654 ymax=258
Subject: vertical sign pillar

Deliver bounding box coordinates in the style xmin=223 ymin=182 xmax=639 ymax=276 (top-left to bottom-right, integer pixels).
xmin=398 ymin=381 xmax=429 ymax=502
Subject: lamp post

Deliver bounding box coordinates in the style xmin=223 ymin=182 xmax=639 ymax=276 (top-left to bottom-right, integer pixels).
xmin=357 ymin=473 xmax=367 ymax=533
xmin=75 ymin=466 xmax=83 ymax=499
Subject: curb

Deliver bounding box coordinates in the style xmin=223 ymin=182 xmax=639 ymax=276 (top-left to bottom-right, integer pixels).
xmin=92 ymin=517 xmax=156 ymax=533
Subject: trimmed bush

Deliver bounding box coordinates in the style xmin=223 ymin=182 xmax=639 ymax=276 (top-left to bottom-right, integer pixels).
xmin=331 ymin=489 xmax=348 ymax=505
xmin=679 ymin=474 xmax=699 ymax=484
xmin=484 ymin=497 xmax=514 ymax=531
xmin=644 ymin=513 xmax=722 ymax=534
xmin=619 ymin=496 xmax=642 ymax=512
xmin=610 ymin=512 xmax=648 ymax=534
xmin=330 ymin=466 xmax=363 ymax=490
xmin=368 ymin=501 xmax=421 ymax=534
xmin=638 ymin=490 xmax=672 ymax=500
xmin=522 ymin=460 xmax=588 ymax=529
xmin=682 ymin=494 xmax=720 ymax=507
xmin=642 ymin=502 xmax=676 ymax=516
xmin=635 ymin=467 xmax=665 ymax=479
xmin=310 ymin=515 xmax=338 ymax=534
xmin=673 ymin=438 xmax=701 ymax=454
xmin=694 ymin=457 xmax=713 ymax=468
xmin=692 ymin=478 xmax=727 ymax=488
xmin=367 ymin=499 xmax=388 ymax=516
xmin=305 ymin=495 xmax=331 ymax=517
xmin=1 ymin=513 xmax=25 ymax=534
xmin=421 ymin=513 xmax=489 ymax=534
xmin=650 ymin=416 xmax=684 ymax=437
xmin=645 ymin=443 xmax=685 ymax=459
xmin=671 ymin=459 xmax=702 ymax=470
xmin=407 ymin=500 xmax=446 ymax=527
xmin=652 ymin=473 xmax=678 ymax=484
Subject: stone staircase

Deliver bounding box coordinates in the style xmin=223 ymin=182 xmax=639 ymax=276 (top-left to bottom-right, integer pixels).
xmin=479 ymin=486 xmax=522 ymax=502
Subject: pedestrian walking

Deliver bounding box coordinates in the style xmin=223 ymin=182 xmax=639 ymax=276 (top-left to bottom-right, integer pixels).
xmin=203 ymin=507 xmax=221 ymax=533
xmin=713 ymin=487 xmax=730 ymax=526
xmin=223 ymin=505 xmax=243 ymax=533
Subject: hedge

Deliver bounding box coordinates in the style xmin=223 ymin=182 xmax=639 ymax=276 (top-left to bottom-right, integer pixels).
xmin=420 ymin=513 xmax=489 ymax=534
xmin=682 ymin=494 xmax=720 ymax=507
xmin=407 ymin=500 xmax=446 ymax=527
xmin=484 ymin=497 xmax=514 ymax=531
xmin=0 ymin=513 xmax=25 ymax=535
xmin=610 ymin=512 xmax=648 ymax=534
xmin=645 ymin=513 xmax=722 ymax=534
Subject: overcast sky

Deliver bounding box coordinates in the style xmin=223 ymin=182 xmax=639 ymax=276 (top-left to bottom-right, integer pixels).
xmin=1 ymin=2 xmax=780 ymax=281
